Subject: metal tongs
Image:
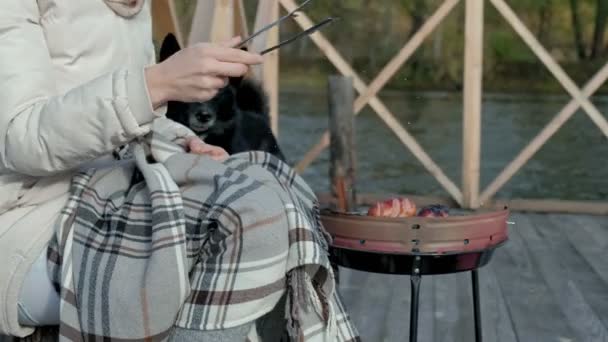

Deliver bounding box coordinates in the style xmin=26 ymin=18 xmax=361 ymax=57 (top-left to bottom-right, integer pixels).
xmin=236 ymin=0 xmax=337 ymax=55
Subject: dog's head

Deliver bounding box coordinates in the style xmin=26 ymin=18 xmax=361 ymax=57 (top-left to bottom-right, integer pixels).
xmin=159 ymin=34 xmax=240 ymax=137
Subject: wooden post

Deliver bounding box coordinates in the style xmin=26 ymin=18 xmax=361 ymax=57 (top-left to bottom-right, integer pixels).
xmin=264 ymin=1 xmax=280 ymax=136
xmin=251 ymin=0 xmax=275 ymax=77
xmin=462 ymin=0 xmax=484 ymax=209
xmin=250 ymin=0 xmax=280 ymax=136
xmin=210 ymin=0 xmax=235 ymax=43
xmin=328 ymin=76 xmax=357 ymax=212
xmin=188 ymin=1 xmax=216 ymax=45
xmin=234 ymin=0 xmax=250 ymax=39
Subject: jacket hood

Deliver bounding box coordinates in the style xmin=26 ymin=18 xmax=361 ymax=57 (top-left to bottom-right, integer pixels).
xmin=104 ymin=0 xmax=145 ymax=17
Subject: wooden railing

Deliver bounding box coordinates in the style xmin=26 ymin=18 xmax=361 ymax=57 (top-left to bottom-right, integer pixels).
xmin=153 ymin=0 xmax=608 ymax=215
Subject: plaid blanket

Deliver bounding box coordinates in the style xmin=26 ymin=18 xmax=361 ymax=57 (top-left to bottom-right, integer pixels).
xmin=47 ymin=119 xmax=359 ymax=341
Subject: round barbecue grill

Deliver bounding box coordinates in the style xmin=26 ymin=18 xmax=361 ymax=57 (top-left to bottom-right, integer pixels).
xmin=320 ymin=206 xmax=510 ymax=342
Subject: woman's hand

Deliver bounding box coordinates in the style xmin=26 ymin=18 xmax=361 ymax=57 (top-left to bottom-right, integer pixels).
xmin=145 ymin=36 xmax=263 ymax=108
xmin=186 ymin=137 xmax=229 ymax=162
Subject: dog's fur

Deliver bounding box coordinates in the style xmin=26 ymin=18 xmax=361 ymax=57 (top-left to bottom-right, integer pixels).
xmin=159 ymin=34 xmax=285 ymax=161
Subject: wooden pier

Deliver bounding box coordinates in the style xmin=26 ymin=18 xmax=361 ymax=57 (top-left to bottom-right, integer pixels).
xmin=2 ymin=1 xmax=606 ymax=341
xmin=3 ymin=213 xmax=605 ymax=342
xmin=152 ymin=0 xmax=608 ymax=214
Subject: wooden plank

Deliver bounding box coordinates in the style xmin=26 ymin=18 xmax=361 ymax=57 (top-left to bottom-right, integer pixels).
xmin=480 ymin=62 xmax=608 ymax=204
xmin=188 ymin=1 xmax=216 ymax=45
xmin=489 ymin=213 xmax=578 ymax=341
xmin=328 ymin=76 xmax=357 ymax=212
xmin=382 ymin=274 xmax=435 ymax=341
xmin=537 ymin=214 xmax=608 ymax=332
xmin=280 ymin=0 xmax=463 ymax=205
xmin=491 ymin=0 xmax=608 ymax=138
xmin=339 ymin=269 xmax=435 ymax=341
xmin=551 ymin=215 xmax=608 ymax=286
xmin=338 ymin=258 xmax=519 ymax=342
xmin=432 ymin=273 xmax=475 ymax=341
xmin=462 ymin=0 xmax=484 ymax=209
xmin=477 ymin=266 xmax=519 ymax=342
xmin=416 ymin=275 xmax=435 ymax=342
xmin=338 ymin=269 xmax=397 ymax=341
xmin=518 ymin=214 xmax=608 ymax=341
xmin=353 ymin=0 xmax=460 ymax=113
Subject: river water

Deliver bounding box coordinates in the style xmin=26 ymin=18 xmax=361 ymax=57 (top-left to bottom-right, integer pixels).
xmin=277 ymin=89 xmax=608 ymax=201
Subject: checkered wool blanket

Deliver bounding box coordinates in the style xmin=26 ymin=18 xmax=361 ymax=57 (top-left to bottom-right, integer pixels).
xmin=47 ymin=119 xmax=359 ymax=341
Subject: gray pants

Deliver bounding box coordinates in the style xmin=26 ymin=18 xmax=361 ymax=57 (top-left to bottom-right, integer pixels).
xmin=169 ymin=294 xmax=287 ymax=342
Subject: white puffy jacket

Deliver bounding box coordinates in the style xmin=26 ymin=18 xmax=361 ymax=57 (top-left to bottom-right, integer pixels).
xmin=0 ymin=0 xmax=161 ymax=336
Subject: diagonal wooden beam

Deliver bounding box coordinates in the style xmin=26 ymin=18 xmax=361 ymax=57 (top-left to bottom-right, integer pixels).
xmin=296 ymin=0 xmax=459 ymax=171
xmin=353 ymin=0 xmax=460 ymax=113
xmin=491 ymin=0 xmax=608 ymax=139
xmin=480 ymin=61 xmax=608 ymax=204
xmin=280 ymin=0 xmax=463 ymax=204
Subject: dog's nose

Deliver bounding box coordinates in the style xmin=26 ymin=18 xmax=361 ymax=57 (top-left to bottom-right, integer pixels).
xmin=196 ymin=112 xmax=213 ymax=122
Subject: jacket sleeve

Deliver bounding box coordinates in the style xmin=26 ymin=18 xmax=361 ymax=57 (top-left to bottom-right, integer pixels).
xmin=0 ymin=0 xmax=161 ymax=176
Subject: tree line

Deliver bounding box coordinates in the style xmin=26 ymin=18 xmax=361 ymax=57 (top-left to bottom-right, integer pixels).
xmin=174 ymin=0 xmax=608 ymax=93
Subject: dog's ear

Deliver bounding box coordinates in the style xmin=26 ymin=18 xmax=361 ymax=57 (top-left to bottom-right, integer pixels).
xmin=229 ymin=76 xmax=244 ymax=87
xmin=159 ymin=33 xmax=181 ymax=62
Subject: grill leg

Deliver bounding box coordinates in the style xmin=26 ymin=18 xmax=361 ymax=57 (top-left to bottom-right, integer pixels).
xmin=409 ymin=256 xmax=422 ymax=342
xmin=472 ymin=269 xmax=482 ymax=342
xmin=409 ymin=274 xmax=421 ymax=342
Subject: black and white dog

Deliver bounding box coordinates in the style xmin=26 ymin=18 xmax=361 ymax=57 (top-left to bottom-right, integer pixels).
xmin=159 ymin=34 xmax=285 ymax=161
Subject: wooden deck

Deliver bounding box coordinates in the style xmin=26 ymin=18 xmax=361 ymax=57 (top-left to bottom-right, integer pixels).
xmin=338 ymin=213 xmax=608 ymax=342
xmin=2 ymin=213 xmax=606 ymax=342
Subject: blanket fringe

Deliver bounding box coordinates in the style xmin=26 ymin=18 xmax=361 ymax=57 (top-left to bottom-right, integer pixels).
xmin=285 ymin=269 xmax=337 ymax=341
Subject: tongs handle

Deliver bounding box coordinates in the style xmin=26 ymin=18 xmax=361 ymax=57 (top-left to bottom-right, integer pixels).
xmin=260 ymin=17 xmax=336 ymax=55
xmin=236 ymin=0 xmax=313 ymax=49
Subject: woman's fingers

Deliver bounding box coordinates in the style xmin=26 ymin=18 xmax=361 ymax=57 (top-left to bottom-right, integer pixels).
xmin=149 ymin=37 xmax=264 ymax=105
xmin=207 ymin=61 xmax=249 ymax=77
xmin=186 ymin=137 xmax=229 ymax=161
xmin=200 ymin=45 xmax=263 ymax=65
xmin=218 ymin=36 xmax=242 ymax=48
xmin=187 ymin=137 xmax=207 ymax=153
xmin=199 ymin=76 xmax=228 ymax=90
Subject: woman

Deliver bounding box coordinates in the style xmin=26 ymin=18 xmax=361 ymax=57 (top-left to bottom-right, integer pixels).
xmin=0 ymin=1 xmax=358 ymax=341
